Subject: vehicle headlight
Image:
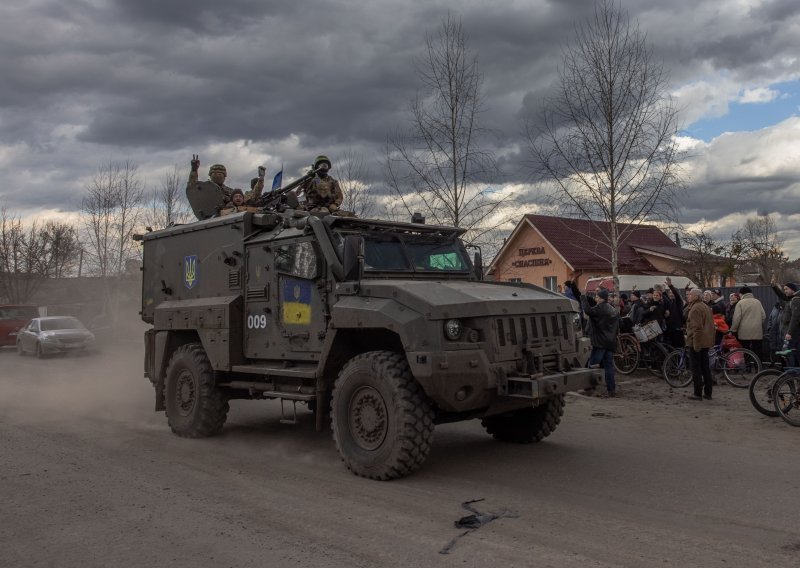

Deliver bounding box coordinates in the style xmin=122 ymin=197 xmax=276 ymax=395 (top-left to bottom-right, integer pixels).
xmin=572 ymin=313 xmax=582 ymax=333
xmin=443 ymin=319 xmax=463 ymax=341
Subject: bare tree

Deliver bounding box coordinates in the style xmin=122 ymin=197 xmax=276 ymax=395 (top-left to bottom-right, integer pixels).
xmin=80 ymin=160 xmax=145 ymax=277
xmin=735 ymin=213 xmax=786 ymax=283
xmin=527 ymin=0 xmax=683 ymax=288
xmin=81 ymin=162 xmax=120 ymax=277
xmin=144 ymin=165 xmax=192 ymax=230
xmin=114 ymin=160 xmax=144 ymax=274
xmin=386 ymin=14 xmax=514 ymax=247
xmin=680 ymin=227 xmax=725 ymax=287
xmin=336 ymin=149 xmax=378 ymax=219
xmin=40 ymin=220 xmax=81 ymax=278
xmin=0 ymin=208 xmax=47 ymax=303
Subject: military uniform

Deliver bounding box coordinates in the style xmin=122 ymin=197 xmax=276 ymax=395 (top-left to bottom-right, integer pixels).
xmin=299 ymin=155 xmax=344 ymax=213
xmin=301 ymin=175 xmax=344 ymax=213
xmin=186 ymin=163 xmax=263 ymax=220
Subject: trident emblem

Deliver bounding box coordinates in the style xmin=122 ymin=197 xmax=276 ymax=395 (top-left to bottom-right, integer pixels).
xmin=184 ymin=255 xmax=198 ymax=289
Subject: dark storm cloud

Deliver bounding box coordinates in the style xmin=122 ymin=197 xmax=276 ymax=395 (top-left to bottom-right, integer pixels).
xmin=1 ymin=0 xmax=799 ymax=240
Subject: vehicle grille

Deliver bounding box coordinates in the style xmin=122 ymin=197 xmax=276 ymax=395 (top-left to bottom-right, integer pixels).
xmin=495 ymin=314 xmax=570 ymax=347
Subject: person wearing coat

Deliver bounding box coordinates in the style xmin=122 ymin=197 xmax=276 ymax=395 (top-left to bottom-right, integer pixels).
xmin=664 ymin=277 xmax=685 ymax=348
xmin=766 ymin=301 xmax=784 ymax=361
xmin=581 ymin=289 xmax=620 ymax=397
xmin=729 ymin=286 xmax=766 ymax=361
xmin=686 ymin=288 xmax=716 ymax=400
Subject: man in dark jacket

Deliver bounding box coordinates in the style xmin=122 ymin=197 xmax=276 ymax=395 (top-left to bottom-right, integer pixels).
xmin=629 ymin=290 xmax=647 ymax=325
xmin=664 ymin=277 xmax=685 ymax=348
xmin=581 ymin=289 xmax=620 ymax=397
xmin=772 ymin=281 xmax=800 ymax=365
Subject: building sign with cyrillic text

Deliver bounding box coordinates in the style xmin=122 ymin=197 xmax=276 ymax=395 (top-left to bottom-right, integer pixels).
xmin=512 ymin=246 xmax=552 ymax=268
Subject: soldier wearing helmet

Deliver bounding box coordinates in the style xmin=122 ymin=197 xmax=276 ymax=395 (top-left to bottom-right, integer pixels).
xmin=186 ymin=155 xmax=264 ymax=220
xmin=298 ymin=155 xmax=344 ymax=214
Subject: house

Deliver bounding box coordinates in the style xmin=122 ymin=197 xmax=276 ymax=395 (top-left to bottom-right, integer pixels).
xmin=488 ymin=214 xmax=729 ymax=291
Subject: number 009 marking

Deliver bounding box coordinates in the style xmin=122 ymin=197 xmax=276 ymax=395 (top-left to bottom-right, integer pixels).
xmin=247 ymin=314 xmax=268 ymax=329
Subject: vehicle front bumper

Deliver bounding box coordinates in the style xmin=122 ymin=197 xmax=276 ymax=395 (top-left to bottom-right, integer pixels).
xmin=408 ymin=343 xmax=602 ymax=413
xmin=39 ymin=339 xmax=93 ymax=354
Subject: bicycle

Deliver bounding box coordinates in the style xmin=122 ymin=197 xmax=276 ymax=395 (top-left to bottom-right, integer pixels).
xmin=772 ymin=368 xmax=800 ymax=426
xmin=662 ymin=343 xmax=762 ymax=388
xmin=614 ymin=333 xmax=671 ymax=377
xmin=748 ymin=368 xmax=784 ymax=417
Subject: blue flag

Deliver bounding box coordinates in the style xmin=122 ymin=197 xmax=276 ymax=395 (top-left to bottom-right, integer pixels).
xmin=271 ymin=170 xmax=282 ymax=191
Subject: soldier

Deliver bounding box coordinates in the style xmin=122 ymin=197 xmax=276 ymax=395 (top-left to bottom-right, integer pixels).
xmin=186 ymin=155 xmax=264 ymax=219
xmin=298 ymin=155 xmax=344 ymax=214
xmin=219 ymin=189 xmax=261 ymax=216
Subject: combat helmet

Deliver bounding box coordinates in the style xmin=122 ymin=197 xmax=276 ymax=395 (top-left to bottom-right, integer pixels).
xmin=313 ymin=155 xmax=332 ymax=170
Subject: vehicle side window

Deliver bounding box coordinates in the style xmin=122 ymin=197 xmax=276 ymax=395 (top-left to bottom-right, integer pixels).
xmin=29 ymin=321 xmax=39 ymax=332
xmin=274 ymin=241 xmax=320 ymax=280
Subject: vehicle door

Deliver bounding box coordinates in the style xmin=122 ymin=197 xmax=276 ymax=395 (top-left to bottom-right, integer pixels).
xmin=21 ymin=319 xmax=39 ymax=351
xmin=244 ymin=238 xmax=328 ymax=360
xmin=244 ymin=242 xmax=281 ymax=360
xmin=273 ymin=239 xmax=328 ymax=356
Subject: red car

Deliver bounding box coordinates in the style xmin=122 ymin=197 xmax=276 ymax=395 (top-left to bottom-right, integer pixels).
xmin=0 ymin=305 xmax=39 ymax=347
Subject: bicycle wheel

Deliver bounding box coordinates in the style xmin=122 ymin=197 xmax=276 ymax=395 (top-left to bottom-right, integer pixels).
xmin=614 ymin=335 xmax=638 ymax=375
xmin=773 ymin=373 xmax=800 ymax=427
xmin=722 ymin=348 xmax=762 ymax=388
xmin=663 ymin=348 xmax=692 ymax=388
xmin=748 ymin=368 xmax=783 ymax=417
xmin=646 ymin=341 xmax=671 ymax=378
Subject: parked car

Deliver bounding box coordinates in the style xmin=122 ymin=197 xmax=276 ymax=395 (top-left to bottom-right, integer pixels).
xmin=0 ymin=305 xmax=39 ymax=347
xmin=16 ymin=316 xmax=95 ymax=358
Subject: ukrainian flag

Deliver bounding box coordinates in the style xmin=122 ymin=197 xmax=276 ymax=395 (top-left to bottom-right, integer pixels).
xmin=282 ymin=278 xmax=312 ymax=325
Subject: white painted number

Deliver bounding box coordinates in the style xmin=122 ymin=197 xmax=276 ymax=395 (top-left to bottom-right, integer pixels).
xmin=247 ymin=314 xmax=268 ymax=329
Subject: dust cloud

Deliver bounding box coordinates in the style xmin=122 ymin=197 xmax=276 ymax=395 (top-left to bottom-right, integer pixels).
xmin=0 ymin=320 xmax=158 ymax=430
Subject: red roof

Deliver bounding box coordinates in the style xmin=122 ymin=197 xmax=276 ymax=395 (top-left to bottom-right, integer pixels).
xmin=521 ymin=214 xmax=682 ymax=272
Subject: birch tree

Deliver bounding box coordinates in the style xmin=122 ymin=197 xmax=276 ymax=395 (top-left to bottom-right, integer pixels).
xmin=527 ymin=0 xmax=683 ymax=289
xmin=386 ymin=14 xmax=514 ymax=248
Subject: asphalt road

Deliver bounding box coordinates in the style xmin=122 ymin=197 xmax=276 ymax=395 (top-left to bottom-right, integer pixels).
xmin=1 ymin=345 xmax=798 ymax=568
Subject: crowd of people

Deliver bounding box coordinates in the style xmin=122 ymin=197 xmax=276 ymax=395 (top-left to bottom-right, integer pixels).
xmin=564 ymin=277 xmax=800 ymax=401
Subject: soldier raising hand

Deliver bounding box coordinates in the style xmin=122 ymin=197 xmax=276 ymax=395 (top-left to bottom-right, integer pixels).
xmin=299 ymin=155 xmax=344 ymax=214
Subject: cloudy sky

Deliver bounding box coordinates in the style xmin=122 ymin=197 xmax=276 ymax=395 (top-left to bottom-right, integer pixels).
xmin=2 ymin=0 xmax=799 ymax=254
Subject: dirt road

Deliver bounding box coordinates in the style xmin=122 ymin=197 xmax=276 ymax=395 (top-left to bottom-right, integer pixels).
xmin=1 ymin=345 xmax=798 ymax=567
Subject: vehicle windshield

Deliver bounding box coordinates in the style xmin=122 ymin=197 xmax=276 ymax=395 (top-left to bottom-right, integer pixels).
xmin=0 ymin=306 xmax=38 ymax=320
xmin=363 ymin=235 xmax=471 ymax=273
xmin=40 ymin=317 xmax=84 ymax=331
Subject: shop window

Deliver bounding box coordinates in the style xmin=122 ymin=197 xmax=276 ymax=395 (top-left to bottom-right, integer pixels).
xmin=543 ymin=276 xmax=557 ymax=291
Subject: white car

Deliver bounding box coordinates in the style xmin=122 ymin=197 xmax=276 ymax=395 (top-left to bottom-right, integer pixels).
xmin=16 ymin=316 xmax=96 ymax=358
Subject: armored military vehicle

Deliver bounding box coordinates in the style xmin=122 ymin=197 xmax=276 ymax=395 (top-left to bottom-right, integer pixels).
xmin=139 ymin=207 xmax=601 ymax=480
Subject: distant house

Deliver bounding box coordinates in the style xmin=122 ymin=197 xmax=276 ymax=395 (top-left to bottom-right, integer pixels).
xmin=488 ymin=214 xmax=730 ymax=291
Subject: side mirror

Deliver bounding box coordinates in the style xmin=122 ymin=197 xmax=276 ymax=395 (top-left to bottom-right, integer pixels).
xmin=342 ymin=235 xmax=364 ymax=282
xmin=473 ymin=250 xmax=483 ymax=280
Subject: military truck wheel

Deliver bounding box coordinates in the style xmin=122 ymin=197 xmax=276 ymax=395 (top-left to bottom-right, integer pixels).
xmin=164 ymin=343 xmax=229 ymax=438
xmin=331 ymin=351 xmax=435 ymax=480
xmin=481 ymin=395 xmax=565 ymax=443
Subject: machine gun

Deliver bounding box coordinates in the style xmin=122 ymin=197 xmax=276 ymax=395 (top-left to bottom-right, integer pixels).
xmin=256 ymin=166 xmax=323 ymax=212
